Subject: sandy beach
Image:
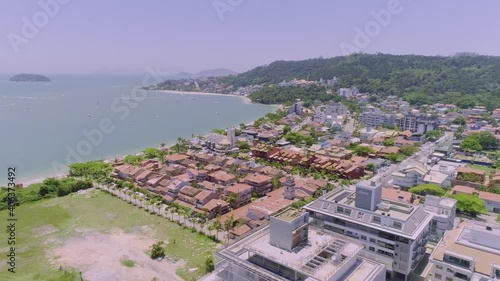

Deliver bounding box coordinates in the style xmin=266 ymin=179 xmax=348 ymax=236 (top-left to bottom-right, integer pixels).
xmin=157 ymin=90 xmax=252 ymax=104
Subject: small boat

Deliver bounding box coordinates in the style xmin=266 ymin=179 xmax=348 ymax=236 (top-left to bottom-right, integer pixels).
xmin=88 ymin=114 xmax=91 ymax=117
xmin=216 ymin=112 xmax=220 ymax=115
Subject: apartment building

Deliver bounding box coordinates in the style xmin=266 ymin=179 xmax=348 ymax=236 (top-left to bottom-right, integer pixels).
xmin=205 ymin=208 xmax=386 ymax=281
xmin=391 ymin=163 xmax=430 ymax=189
xmin=397 ymin=115 xmax=440 ymax=134
xmin=423 ymin=196 xmax=456 ymax=242
xmin=305 ymin=180 xmax=433 ymax=281
xmin=429 ymin=222 xmax=500 ymax=281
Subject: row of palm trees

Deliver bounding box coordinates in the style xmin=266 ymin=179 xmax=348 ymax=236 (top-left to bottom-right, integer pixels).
xmin=96 ymin=182 xmax=235 ymax=243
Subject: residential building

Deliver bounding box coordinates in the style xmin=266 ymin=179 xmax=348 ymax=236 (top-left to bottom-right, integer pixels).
xmin=208 ymin=170 xmax=236 ymax=186
xmin=289 ymin=99 xmax=304 ymax=116
xmin=244 ymin=173 xmax=273 ymax=196
xmin=360 ymin=107 xmax=389 ymax=127
xmin=225 ymin=183 xmax=253 ymax=208
xmin=398 ymin=115 xmax=440 ymax=134
xmin=429 ymin=222 xmax=500 ymax=281
xmin=326 ymin=102 xmax=348 ymax=116
xmin=206 ymin=208 xmax=386 ymax=281
xmin=391 ymin=163 xmax=430 ymax=189
xmin=423 ymin=196 xmax=456 ymax=242
xmin=305 ymin=180 xmax=433 ymax=281
xmin=338 ymin=87 xmax=359 ymax=99
xmin=201 ymin=199 xmax=229 ymax=219
xmin=478 ymin=191 xmax=500 ymax=213
xmin=423 ymin=170 xmax=451 ymax=188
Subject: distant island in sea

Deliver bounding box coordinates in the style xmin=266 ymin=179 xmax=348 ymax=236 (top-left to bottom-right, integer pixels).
xmin=9 ymin=73 xmax=51 ymax=82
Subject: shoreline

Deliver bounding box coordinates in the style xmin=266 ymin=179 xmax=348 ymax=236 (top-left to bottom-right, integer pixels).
xmin=155 ymin=89 xmax=253 ymax=104
xmin=13 ymin=96 xmax=280 ymax=187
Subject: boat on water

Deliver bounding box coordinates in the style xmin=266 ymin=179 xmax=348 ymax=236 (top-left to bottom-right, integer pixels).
xmin=88 ymin=114 xmax=91 ymax=117
xmin=216 ymin=112 xmax=220 ymax=115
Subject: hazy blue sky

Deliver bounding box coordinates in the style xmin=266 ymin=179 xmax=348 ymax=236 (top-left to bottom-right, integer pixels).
xmin=1 ymin=0 xmax=499 ymax=74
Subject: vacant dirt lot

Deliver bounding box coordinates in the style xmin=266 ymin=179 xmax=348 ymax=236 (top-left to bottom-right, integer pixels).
xmin=51 ymin=228 xmax=184 ymax=281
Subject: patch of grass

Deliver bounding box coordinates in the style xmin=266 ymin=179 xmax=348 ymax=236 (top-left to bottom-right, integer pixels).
xmin=120 ymin=258 xmax=135 ymax=268
xmin=0 ymin=189 xmax=217 ymax=281
xmin=468 ymin=164 xmax=495 ymax=176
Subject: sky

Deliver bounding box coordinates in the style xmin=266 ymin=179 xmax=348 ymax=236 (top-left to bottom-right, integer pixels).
xmin=1 ymin=0 xmax=499 ymax=75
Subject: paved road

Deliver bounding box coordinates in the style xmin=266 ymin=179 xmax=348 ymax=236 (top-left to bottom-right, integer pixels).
xmin=375 ymin=132 xmax=453 ymax=186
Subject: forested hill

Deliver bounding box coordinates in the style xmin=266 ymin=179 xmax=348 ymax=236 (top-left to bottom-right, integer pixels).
xmin=219 ymin=53 xmax=500 ymax=108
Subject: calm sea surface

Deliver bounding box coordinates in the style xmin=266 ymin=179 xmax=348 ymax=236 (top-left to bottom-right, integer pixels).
xmin=0 ymin=74 xmax=274 ymax=185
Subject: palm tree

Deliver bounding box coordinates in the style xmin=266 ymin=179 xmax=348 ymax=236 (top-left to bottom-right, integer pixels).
xmin=228 ymin=192 xmax=240 ymax=209
xmin=223 ymin=215 xmax=234 ymax=243
xmin=209 ymin=215 xmax=222 ymax=241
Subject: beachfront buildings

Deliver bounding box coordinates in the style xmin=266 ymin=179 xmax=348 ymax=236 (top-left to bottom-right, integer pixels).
xmin=304 ymin=180 xmax=433 ymax=281
xmin=429 ymin=222 xmax=500 ymax=281
xmin=205 ymin=208 xmax=386 ymax=281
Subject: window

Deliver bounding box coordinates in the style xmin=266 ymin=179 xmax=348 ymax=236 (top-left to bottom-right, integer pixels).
xmin=369 ymin=238 xmax=376 ymax=243
xmin=434 ymin=273 xmax=442 ymax=280
xmin=337 ymin=206 xmax=344 ymax=213
xmin=369 ymin=246 xmax=375 ymax=251
xmin=496 ymin=269 xmax=500 ymax=278
xmin=360 ymin=235 xmax=367 ymax=240
xmin=372 ymin=216 xmax=381 ymax=224
xmin=392 ymin=221 xmax=402 ymax=230
xmin=344 ymin=209 xmax=352 ymax=216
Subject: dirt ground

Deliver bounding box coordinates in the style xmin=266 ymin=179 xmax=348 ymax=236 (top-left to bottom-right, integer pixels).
xmin=50 ymin=228 xmax=184 ymax=281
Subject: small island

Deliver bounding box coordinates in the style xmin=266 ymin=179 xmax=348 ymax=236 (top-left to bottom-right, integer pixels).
xmin=9 ymin=73 xmax=51 ymax=82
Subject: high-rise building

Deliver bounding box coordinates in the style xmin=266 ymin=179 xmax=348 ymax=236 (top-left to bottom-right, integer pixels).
xmin=304 ymin=180 xmax=433 ymax=281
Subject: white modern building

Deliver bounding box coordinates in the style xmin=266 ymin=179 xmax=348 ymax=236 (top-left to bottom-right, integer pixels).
xmin=391 ymin=163 xmax=430 ymax=189
xmin=429 ymin=222 xmax=500 ymax=281
xmin=205 ymin=208 xmax=386 ymax=281
xmin=305 ymin=180 xmax=433 ymax=281
xmin=423 ymin=195 xmax=456 ymax=242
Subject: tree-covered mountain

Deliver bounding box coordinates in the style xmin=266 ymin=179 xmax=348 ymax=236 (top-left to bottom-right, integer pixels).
xmin=221 ymin=53 xmax=500 ymax=109
xmin=151 ymin=53 xmax=500 ymax=109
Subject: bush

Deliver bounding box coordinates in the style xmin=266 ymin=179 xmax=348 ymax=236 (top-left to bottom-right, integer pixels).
xmin=205 ymin=255 xmax=215 ymax=273
xmin=149 ymin=242 xmax=165 ymax=259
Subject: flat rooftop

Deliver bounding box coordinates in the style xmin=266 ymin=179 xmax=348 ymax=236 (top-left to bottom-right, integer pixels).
xmin=274 ymin=208 xmax=304 ymax=222
xmin=219 ymin=225 xmax=365 ymax=281
xmin=305 ymin=188 xmax=433 ymax=239
xmin=343 ymin=259 xmax=386 ymax=281
xmin=431 ymin=222 xmax=500 ymax=277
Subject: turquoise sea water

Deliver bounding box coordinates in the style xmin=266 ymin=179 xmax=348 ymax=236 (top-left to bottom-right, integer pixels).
xmin=0 ymin=74 xmax=274 ymax=185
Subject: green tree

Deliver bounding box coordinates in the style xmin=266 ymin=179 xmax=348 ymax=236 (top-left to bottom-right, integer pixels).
xmin=409 ymin=184 xmax=445 ymax=196
xmin=365 ymin=163 xmax=376 ymax=171
xmin=353 ymin=146 xmax=376 ymax=156
xmin=223 ymin=215 xmax=235 ymax=243
xmin=383 ymin=138 xmax=395 ymax=146
xmin=124 ymin=155 xmax=145 ymax=166
xmin=452 ymin=116 xmax=467 ymax=125
xmin=238 ymin=142 xmax=250 ymax=151
xmin=399 ymin=145 xmax=419 ymax=156
xmin=451 ymin=193 xmax=488 ymax=216
xmin=271 ymin=176 xmax=281 ymax=190
xmin=208 ymin=215 xmax=223 ymax=241
xmin=460 ymin=137 xmax=482 ymax=152
xmin=149 ymin=242 xmax=165 ymax=259
xmin=386 ymin=153 xmax=404 ymax=162
xmin=143 ymin=147 xmax=163 ymax=159
xmin=425 ymin=130 xmax=442 ymax=141
xmin=205 ymin=255 xmax=215 ymax=273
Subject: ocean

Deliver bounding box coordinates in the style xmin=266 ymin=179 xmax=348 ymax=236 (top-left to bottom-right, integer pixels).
xmin=0 ymin=74 xmax=274 ymax=186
